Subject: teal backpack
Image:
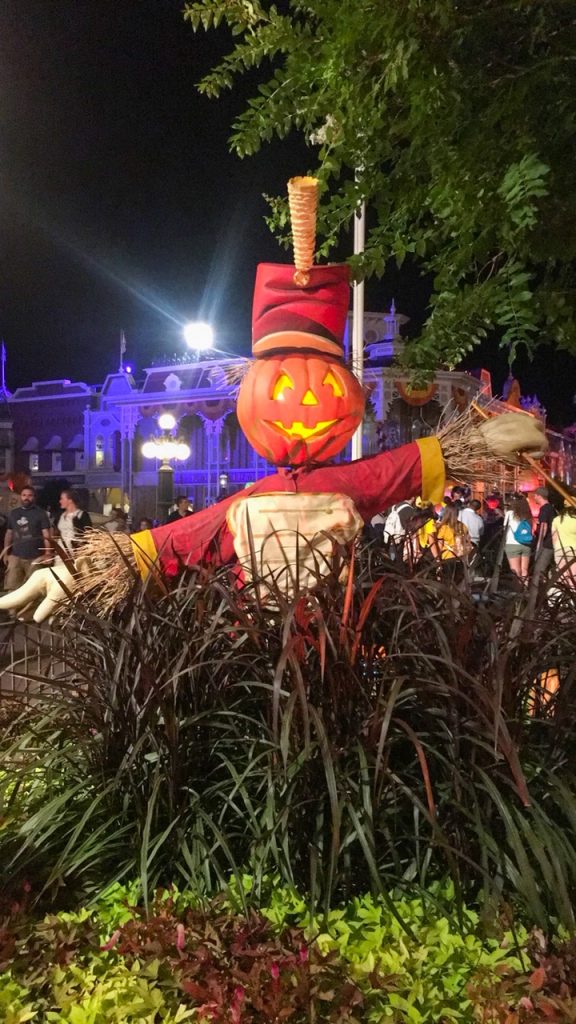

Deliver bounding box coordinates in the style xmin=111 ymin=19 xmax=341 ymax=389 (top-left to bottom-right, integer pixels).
xmin=513 ymin=519 xmax=533 ymax=546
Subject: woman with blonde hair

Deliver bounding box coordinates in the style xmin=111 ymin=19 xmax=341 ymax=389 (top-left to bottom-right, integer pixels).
xmin=436 ymin=503 xmax=471 ymax=582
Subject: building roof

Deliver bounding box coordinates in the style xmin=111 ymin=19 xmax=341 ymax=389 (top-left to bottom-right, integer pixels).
xmin=11 ymin=379 xmax=93 ymax=401
xmin=141 ymin=359 xmax=244 ymax=397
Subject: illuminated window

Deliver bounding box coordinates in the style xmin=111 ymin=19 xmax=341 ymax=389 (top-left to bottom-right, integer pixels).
xmin=75 ymin=451 xmax=84 ymax=471
xmin=95 ymin=435 xmax=105 ymax=467
xmin=29 ymin=454 xmax=39 ymax=472
xmin=52 ymin=452 xmax=62 ymax=473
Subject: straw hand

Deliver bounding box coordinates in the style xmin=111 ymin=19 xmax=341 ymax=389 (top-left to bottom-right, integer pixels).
xmin=476 ymin=412 xmax=548 ymax=460
xmin=0 ymin=561 xmax=88 ymax=623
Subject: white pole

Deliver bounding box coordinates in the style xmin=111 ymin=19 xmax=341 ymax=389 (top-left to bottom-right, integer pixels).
xmin=351 ymin=199 xmax=366 ymax=461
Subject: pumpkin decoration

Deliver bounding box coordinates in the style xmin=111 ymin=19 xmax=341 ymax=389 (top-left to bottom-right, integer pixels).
xmin=237 ymin=352 xmax=365 ymax=465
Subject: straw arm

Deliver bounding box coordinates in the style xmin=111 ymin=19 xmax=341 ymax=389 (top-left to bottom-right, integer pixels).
xmin=470 ymin=401 xmax=576 ymax=508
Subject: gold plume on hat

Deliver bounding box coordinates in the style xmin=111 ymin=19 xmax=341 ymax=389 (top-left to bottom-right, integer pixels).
xmin=287 ymin=176 xmax=319 ymax=286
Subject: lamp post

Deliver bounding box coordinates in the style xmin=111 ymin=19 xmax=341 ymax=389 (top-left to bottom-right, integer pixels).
xmin=351 ymin=193 xmax=366 ymax=461
xmin=218 ymin=471 xmax=229 ymax=498
xmin=183 ymin=323 xmax=217 ymax=501
xmin=141 ymin=413 xmax=190 ymax=521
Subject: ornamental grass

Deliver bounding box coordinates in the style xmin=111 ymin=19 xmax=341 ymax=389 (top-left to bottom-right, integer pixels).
xmin=0 ymin=549 xmax=575 ymax=931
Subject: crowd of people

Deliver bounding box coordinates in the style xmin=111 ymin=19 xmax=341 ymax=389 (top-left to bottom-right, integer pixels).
xmin=0 ymin=487 xmax=195 ymax=593
xmin=369 ymin=484 xmax=576 ymax=592
xmin=0 ymin=480 xmax=574 ymax=600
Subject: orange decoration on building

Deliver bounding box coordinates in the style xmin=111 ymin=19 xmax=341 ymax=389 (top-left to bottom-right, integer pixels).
xmin=394 ymin=381 xmax=437 ymax=407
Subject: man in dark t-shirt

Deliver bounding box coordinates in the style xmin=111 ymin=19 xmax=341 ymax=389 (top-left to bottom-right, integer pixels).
xmin=527 ymin=487 xmax=556 ymax=608
xmin=164 ymin=495 xmax=194 ymax=525
xmin=2 ymin=485 xmax=52 ymax=591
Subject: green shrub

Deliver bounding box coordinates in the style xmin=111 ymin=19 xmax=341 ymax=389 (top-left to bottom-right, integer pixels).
xmin=261 ymin=883 xmax=527 ymax=1023
xmin=0 ymin=973 xmax=36 ymax=1024
xmin=49 ymin=960 xmax=195 ymax=1023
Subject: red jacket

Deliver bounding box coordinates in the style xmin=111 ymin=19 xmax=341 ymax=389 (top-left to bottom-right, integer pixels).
xmin=131 ymin=438 xmax=445 ymax=580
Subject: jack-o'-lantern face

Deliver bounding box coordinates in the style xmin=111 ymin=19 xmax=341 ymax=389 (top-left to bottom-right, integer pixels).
xmin=237 ymin=354 xmax=365 ymax=465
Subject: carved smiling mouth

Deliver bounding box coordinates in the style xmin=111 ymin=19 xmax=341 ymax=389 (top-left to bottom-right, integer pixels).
xmin=269 ymin=419 xmax=337 ymax=440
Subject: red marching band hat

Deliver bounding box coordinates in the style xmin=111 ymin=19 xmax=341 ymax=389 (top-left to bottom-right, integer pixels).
xmin=251 ymin=263 xmax=350 ymax=360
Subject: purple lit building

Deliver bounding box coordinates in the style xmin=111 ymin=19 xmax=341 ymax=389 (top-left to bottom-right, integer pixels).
xmin=1 ymin=309 xmax=573 ymax=520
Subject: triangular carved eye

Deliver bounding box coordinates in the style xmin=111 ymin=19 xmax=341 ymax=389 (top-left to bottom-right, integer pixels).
xmin=322 ymin=370 xmax=344 ymax=397
xmin=271 ymin=372 xmax=294 ymax=400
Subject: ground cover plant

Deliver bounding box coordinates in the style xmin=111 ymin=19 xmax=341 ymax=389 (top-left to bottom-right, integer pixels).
xmin=0 ymin=552 xmax=575 ymax=934
xmin=5 ymin=881 xmax=576 ymax=1023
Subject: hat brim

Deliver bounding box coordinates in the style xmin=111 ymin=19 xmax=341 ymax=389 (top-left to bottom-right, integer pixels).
xmin=252 ymin=331 xmax=343 ymax=358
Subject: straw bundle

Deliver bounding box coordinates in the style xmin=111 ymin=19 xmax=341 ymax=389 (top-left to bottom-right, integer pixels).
xmin=74 ymin=530 xmax=138 ymax=612
xmin=208 ymin=358 xmax=252 ymax=389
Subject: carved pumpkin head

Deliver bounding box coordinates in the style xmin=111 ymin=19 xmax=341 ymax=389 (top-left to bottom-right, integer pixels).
xmin=237 ymin=353 xmax=365 ymax=465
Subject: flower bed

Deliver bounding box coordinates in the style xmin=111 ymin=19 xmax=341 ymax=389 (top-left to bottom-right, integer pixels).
xmin=2 ymin=883 xmax=575 ymax=1023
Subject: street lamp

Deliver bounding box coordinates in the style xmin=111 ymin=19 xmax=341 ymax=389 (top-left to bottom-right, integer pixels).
xmin=141 ymin=414 xmax=191 ymax=520
xmin=183 ymin=321 xmax=213 ymax=355
xmin=157 ymin=412 xmax=176 ymax=431
xmin=218 ymin=471 xmax=229 ymax=497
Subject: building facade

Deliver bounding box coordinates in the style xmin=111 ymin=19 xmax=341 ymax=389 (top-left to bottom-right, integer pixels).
xmin=2 ymin=309 xmax=574 ymax=520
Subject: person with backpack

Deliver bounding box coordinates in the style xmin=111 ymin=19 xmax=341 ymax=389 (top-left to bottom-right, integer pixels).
xmin=503 ymin=494 xmax=533 ymax=581
xmin=54 ymin=489 xmax=92 ymax=558
xmin=436 ymin=504 xmax=472 ymax=582
xmin=382 ymin=499 xmax=415 ymax=561
xmin=407 ymin=499 xmax=440 ymax=567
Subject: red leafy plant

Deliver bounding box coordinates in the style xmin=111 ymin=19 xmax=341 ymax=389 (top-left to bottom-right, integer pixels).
xmin=0 ymin=890 xmax=101 ymax=977
xmin=469 ymin=934 xmax=576 ymax=1023
xmin=0 ymin=890 xmax=365 ymax=1023
xmin=109 ymin=896 xmax=364 ymax=1022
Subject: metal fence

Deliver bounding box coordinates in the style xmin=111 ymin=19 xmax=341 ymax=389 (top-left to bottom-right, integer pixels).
xmin=0 ymin=620 xmax=67 ymax=701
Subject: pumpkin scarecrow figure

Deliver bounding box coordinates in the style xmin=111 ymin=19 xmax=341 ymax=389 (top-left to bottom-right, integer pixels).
xmin=0 ymin=178 xmax=547 ymax=621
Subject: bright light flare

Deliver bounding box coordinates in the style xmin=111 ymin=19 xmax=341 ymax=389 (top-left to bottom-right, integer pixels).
xmin=184 ymin=321 xmax=213 ymax=351
xmin=158 ymin=412 xmax=176 ymax=431
xmin=176 ymin=442 xmax=191 ymax=460
xmin=141 ymin=438 xmax=190 ymax=461
xmin=142 ymin=440 xmax=158 ymax=459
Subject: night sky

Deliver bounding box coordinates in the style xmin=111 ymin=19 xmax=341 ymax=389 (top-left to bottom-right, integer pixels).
xmin=1 ymin=0 xmax=574 ymax=425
